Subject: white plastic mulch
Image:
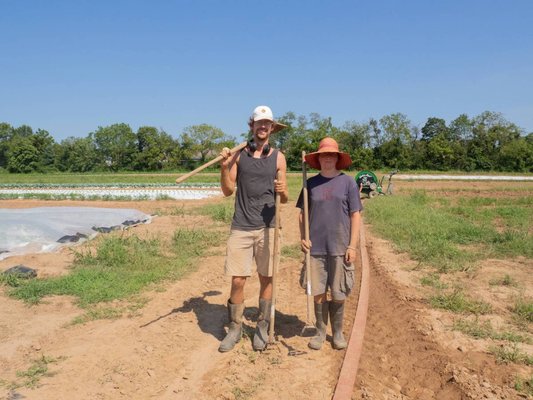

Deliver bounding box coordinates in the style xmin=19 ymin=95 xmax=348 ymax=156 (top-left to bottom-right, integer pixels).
xmin=0 ymin=207 xmax=152 ymax=261
xmin=395 ymin=174 xmax=533 ymax=181
xmin=0 ymin=188 xmax=222 ymax=200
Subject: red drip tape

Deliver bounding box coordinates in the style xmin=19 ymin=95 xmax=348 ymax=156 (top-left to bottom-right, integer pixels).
xmin=332 ymin=222 xmax=370 ymax=400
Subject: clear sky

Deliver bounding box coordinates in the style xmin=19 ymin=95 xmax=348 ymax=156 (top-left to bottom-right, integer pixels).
xmin=1 ymin=0 xmax=532 ymax=141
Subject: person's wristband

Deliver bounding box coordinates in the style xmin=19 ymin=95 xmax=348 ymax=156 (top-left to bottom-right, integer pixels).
xmin=347 ymin=246 xmax=356 ymax=250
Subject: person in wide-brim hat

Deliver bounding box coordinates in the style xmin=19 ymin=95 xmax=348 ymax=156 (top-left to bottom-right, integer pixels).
xmin=304 ymin=137 xmax=352 ymax=170
xmin=296 ymin=136 xmax=361 ymax=352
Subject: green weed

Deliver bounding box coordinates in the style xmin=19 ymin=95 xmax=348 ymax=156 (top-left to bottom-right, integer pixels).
xmin=511 ymin=297 xmax=533 ymax=324
xmin=169 ymin=205 xmax=186 ymax=216
xmin=489 ymin=274 xmax=518 ymax=287
xmin=198 ymin=201 xmax=234 ymax=223
xmin=420 ymin=273 xmax=448 ymax=289
xmin=14 ymin=355 xmax=61 ymax=389
xmin=281 ymin=244 xmax=302 ymax=260
xmin=231 ymin=371 xmax=265 ymax=400
xmin=453 ymin=318 xmax=530 ymax=343
xmin=430 ymin=290 xmax=492 ymax=315
xmin=514 ymin=375 xmax=533 ymax=397
xmin=71 ymin=307 xmax=123 ymax=325
xmin=489 ymin=344 xmax=533 ymax=366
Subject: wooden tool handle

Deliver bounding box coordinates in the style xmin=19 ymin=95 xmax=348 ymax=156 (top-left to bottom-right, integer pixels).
xmin=269 ymin=172 xmax=282 ymax=344
xmin=175 ymin=141 xmax=248 ymax=184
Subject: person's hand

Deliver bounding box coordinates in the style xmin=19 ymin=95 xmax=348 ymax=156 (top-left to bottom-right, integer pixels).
xmin=274 ymin=178 xmax=286 ymax=194
xmin=301 ymin=239 xmax=312 ymax=253
xmin=345 ymin=246 xmax=356 ymax=263
xmin=219 ymin=147 xmax=232 ymax=168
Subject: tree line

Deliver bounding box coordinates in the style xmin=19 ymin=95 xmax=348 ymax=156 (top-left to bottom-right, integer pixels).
xmin=1 ymin=110 xmax=532 ymax=173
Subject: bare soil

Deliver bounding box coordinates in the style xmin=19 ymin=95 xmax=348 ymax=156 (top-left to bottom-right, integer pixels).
xmin=1 ymin=180 xmax=532 ymax=400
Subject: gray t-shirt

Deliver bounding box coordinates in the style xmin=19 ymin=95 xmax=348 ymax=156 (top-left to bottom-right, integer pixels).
xmin=296 ymin=173 xmax=362 ymax=256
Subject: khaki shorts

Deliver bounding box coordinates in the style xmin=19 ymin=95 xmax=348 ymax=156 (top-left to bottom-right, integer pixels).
xmin=224 ymin=227 xmax=279 ymax=277
xmin=300 ymin=255 xmax=355 ymax=301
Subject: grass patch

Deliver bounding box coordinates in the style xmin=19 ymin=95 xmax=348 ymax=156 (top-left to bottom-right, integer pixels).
xmin=453 ymin=318 xmax=530 ymax=343
xmin=511 ymin=297 xmax=533 ymax=324
xmin=169 ymin=205 xmax=186 ymax=216
xmin=281 ymin=244 xmax=302 ymax=260
xmin=12 ymin=355 xmax=62 ymax=389
xmin=489 ymin=344 xmax=533 ymax=366
xmin=429 ymin=290 xmax=492 ymax=315
xmin=4 ymin=228 xmax=221 ymax=308
xmin=198 ymin=200 xmax=234 ymax=224
xmin=0 ymin=171 xmax=221 ymax=185
xmin=363 ymin=191 xmax=533 ymax=272
xmin=420 ymin=273 xmax=448 ymax=289
xmin=514 ymin=375 xmax=533 ymax=397
xmin=70 ymin=297 xmax=148 ymax=325
xmin=231 ymin=371 xmax=265 ymax=400
xmin=489 ymin=274 xmax=518 ymax=287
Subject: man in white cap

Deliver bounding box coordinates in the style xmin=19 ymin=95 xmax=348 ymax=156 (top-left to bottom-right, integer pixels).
xmin=218 ymin=105 xmax=288 ymax=352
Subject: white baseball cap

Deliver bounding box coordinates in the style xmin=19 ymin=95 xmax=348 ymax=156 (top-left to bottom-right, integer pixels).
xmin=252 ymin=105 xmax=274 ymax=122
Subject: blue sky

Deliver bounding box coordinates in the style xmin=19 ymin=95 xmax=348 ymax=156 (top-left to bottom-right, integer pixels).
xmin=1 ymin=0 xmax=532 ymax=141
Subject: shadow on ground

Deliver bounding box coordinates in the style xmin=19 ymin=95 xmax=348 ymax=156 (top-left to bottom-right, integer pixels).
xmin=140 ymin=291 xmax=308 ymax=343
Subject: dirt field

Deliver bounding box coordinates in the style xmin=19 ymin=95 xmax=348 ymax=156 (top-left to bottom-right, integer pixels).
xmin=1 ymin=180 xmax=532 ymax=399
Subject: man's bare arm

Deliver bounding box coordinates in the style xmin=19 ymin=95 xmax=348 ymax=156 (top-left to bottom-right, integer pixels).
xmin=220 ymin=148 xmax=239 ymax=197
xmin=275 ymin=151 xmax=289 ymax=204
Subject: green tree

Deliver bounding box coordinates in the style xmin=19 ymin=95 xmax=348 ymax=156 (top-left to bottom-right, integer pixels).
xmin=498 ymin=138 xmax=533 ymax=172
xmin=336 ymin=121 xmax=374 ymax=170
xmin=468 ymin=111 xmax=522 ymax=170
xmin=134 ymin=126 xmax=177 ymax=171
xmin=379 ymin=113 xmax=413 ymax=144
xmin=271 ymin=112 xmax=295 ymax=151
xmin=55 ymin=137 xmax=98 ymax=172
xmin=92 ymin=123 xmax=137 ymax=171
xmin=32 ymin=129 xmax=56 ymax=171
xmin=7 ymin=136 xmax=39 ymax=173
xmin=421 ymin=118 xmax=449 ymax=142
xmin=182 ymin=124 xmax=228 ymax=164
xmin=0 ymin=122 xmax=13 ymax=169
xmin=420 ymin=118 xmax=454 ymax=170
xmin=12 ymin=124 xmax=33 ymax=138
xmin=375 ymin=113 xmax=414 ymax=169
xmin=281 ymin=113 xmax=336 ymax=170
xmin=425 ymin=134 xmax=455 ymax=170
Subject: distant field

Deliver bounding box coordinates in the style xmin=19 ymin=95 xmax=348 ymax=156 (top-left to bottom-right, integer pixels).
xmin=0 ymin=172 xmax=217 ymax=185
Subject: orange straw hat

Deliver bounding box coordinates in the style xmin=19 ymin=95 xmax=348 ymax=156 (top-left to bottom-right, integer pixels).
xmin=304 ymin=137 xmax=352 ymax=170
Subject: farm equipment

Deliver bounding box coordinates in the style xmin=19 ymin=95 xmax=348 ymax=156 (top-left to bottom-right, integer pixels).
xmin=355 ymin=170 xmax=398 ymax=198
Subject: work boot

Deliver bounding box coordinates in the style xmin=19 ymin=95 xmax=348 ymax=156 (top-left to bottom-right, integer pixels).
xmin=330 ymin=301 xmax=347 ymax=350
xmin=218 ymin=300 xmax=245 ymax=352
xmin=252 ymin=298 xmax=271 ymax=351
xmin=308 ymin=301 xmax=329 ymax=350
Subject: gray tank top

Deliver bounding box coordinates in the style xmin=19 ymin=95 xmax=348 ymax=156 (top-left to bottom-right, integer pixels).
xmin=231 ymin=149 xmax=278 ymax=230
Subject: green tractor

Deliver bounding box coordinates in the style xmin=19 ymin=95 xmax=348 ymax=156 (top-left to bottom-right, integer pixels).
xmin=355 ymin=170 xmax=398 ymax=198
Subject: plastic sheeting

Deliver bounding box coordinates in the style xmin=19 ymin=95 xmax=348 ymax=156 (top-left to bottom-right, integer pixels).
xmin=0 ymin=188 xmax=222 ymax=200
xmin=0 ymin=207 xmax=151 ymax=260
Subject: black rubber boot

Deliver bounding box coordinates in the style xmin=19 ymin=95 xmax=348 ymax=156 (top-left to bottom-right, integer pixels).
xmin=330 ymin=301 xmax=347 ymax=350
xmin=218 ymin=300 xmax=244 ymax=352
xmin=252 ymin=298 xmax=271 ymax=351
xmin=308 ymin=301 xmax=329 ymax=350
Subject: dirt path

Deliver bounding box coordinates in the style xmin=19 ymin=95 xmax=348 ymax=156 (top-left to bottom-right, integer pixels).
xmin=0 ymin=193 xmax=530 ymax=399
xmin=354 ymin=230 xmax=526 ymax=400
